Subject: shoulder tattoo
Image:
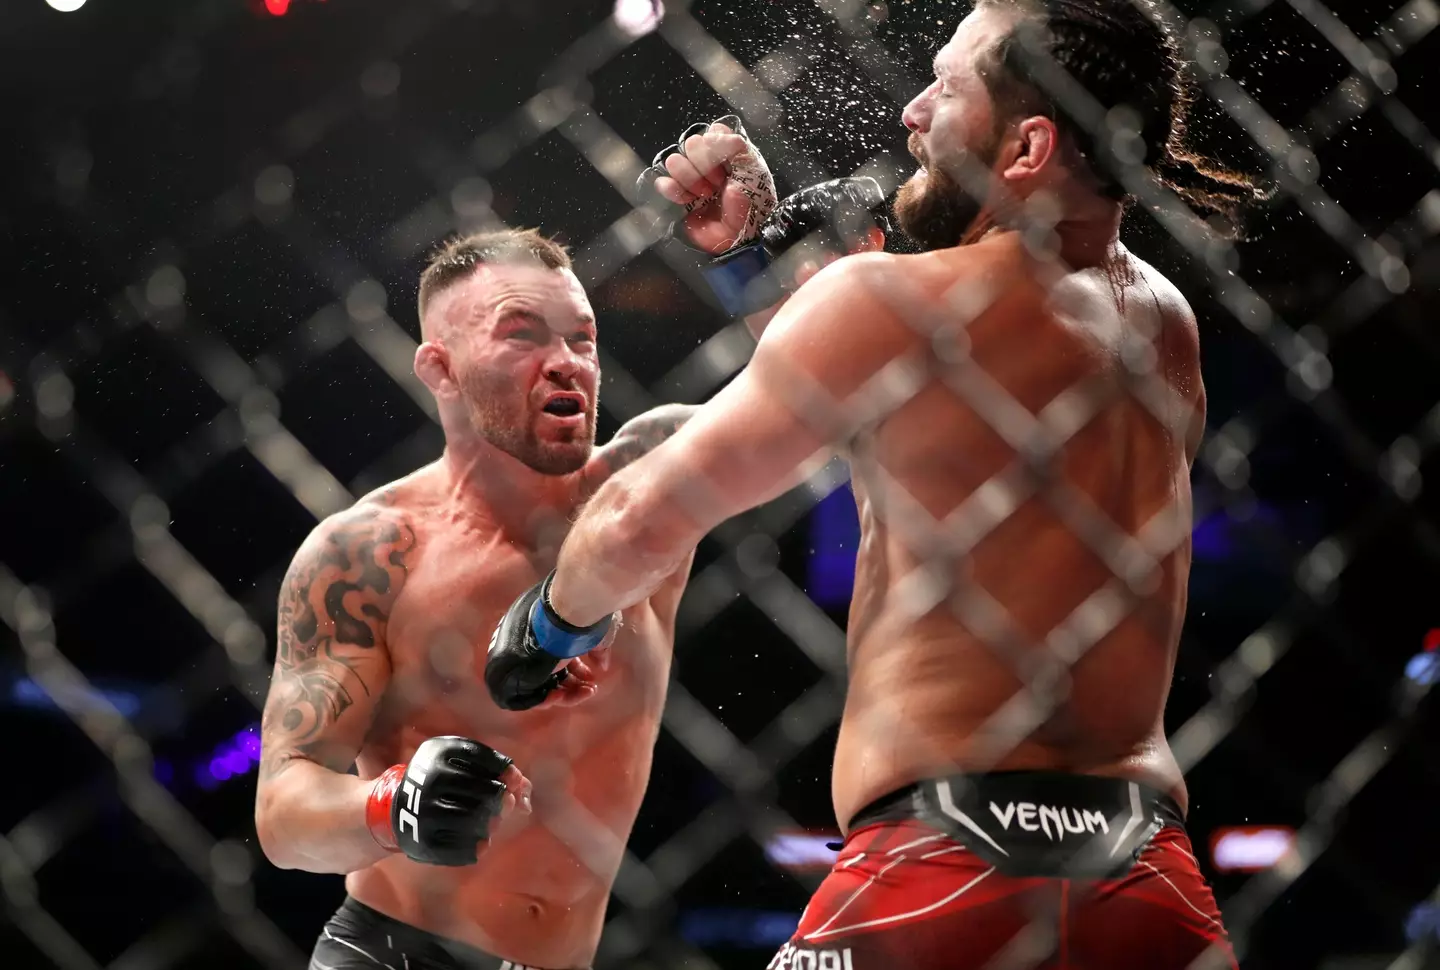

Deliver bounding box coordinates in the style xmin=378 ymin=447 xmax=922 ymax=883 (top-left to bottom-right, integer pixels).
xmin=261 ymin=509 xmax=417 ymax=777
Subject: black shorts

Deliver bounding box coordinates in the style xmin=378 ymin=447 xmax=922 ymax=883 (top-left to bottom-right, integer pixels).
xmin=309 ymin=896 xmax=566 ymax=970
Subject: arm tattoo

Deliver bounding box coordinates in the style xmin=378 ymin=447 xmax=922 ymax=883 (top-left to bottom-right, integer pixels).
xmin=260 ymin=509 xmax=416 ymax=778
xmin=591 ymin=404 xmax=695 ymax=483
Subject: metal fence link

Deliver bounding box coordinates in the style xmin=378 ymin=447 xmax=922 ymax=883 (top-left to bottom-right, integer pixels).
xmin=2 ymin=0 xmax=1435 ymax=967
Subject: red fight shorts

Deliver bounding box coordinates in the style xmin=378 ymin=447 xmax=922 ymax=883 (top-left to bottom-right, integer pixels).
xmin=769 ymin=785 xmax=1237 ymax=970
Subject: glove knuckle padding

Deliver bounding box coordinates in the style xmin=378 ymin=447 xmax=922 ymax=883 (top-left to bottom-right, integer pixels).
xmin=485 ymin=582 xmax=546 ymax=710
xmin=761 ymin=177 xmax=888 ymax=255
xmin=395 ymin=736 xmax=511 ymax=867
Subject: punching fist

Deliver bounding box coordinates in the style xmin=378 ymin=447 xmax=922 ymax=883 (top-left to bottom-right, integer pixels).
xmin=365 ymin=736 xmax=530 ymax=867
xmin=486 ymin=572 xmax=614 ymax=712
xmin=703 ymin=176 xmax=892 ymax=318
xmin=644 ymin=115 xmax=777 ymax=255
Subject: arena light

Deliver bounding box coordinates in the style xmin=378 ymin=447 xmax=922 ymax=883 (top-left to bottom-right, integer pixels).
xmin=1210 ymin=825 xmax=1298 ymax=873
xmin=1403 ymin=629 xmax=1440 ymax=687
xmin=45 ymin=0 xmax=87 ymax=11
xmin=194 ymin=723 xmax=262 ymax=790
xmin=613 ymin=0 xmax=663 ymax=38
xmin=264 ymin=0 xmax=290 ymax=16
xmin=807 ymin=483 xmax=859 ymax=607
xmin=9 ymin=675 xmax=143 ymax=719
xmin=763 ymin=831 xmax=840 ymax=872
xmin=1405 ymin=902 xmax=1440 ymax=944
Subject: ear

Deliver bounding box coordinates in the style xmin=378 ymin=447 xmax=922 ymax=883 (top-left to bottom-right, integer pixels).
xmin=999 ymin=116 xmax=1059 ymax=182
xmin=414 ymin=341 xmax=456 ymax=398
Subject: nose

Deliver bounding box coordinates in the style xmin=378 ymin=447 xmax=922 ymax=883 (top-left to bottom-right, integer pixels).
xmin=902 ymin=84 xmax=934 ymax=133
xmin=543 ymin=343 xmax=584 ymax=386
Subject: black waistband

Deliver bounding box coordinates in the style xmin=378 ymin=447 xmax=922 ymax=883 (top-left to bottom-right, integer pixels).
xmin=848 ymin=771 xmax=1186 ymax=879
xmin=851 ymin=771 xmax=1185 ymax=831
xmin=326 ymin=897 xmax=535 ymax=970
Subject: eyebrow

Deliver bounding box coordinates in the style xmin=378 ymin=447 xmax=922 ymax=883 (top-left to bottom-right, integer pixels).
xmin=494 ymin=307 xmax=597 ymax=335
xmin=493 ymin=307 xmax=546 ymax=326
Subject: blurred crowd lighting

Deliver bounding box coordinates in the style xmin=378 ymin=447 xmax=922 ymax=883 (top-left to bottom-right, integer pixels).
xmin=1209 ymin=825 xmax=1300 ymax=874
xmin=194 ymin=722 xmax=263 ymax=790
xmin=613 ymin=0 xmax=664 ymax=38
xmin=763 ymin=832 xmax=842 ymax=873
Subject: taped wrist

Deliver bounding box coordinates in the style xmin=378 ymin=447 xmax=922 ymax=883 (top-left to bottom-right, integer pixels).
xmin=527 ymin=571 xmax=612 ymax=659
xmin=366 ymin=764 xmax=406 ymax=852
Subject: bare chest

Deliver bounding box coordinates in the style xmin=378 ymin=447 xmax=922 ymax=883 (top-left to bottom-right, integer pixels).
xmin=364 ymin=530 xmax=672 ymax=772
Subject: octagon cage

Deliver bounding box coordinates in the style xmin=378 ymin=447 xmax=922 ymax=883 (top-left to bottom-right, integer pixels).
xmin=1 ymin=1 xmax=1438 ymax=969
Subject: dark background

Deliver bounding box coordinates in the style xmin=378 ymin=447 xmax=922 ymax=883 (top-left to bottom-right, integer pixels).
xmin=1 ymin=0 xmax=1438 ymax=968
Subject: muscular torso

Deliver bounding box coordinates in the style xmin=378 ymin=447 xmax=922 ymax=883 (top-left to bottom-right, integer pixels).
xmin=832 ymin=237 xmax=1203 ymax=830
xmin=347 ymin=472 xmax=677 ymax=967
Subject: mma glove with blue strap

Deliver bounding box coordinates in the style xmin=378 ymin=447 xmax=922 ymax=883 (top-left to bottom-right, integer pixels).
xmin=701 ymin=175 xmax=892 ymax=317
xmin=485 ymin=571 xmax=612 ymax=711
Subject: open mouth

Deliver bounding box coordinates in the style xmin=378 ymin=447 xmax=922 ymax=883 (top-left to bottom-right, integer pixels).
xmin=542 ymin=395 xmax=584 ymax=417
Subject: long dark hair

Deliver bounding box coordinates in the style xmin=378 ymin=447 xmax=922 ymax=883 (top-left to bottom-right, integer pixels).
xmin=976 ymin=0 xmax=1271 ymax=237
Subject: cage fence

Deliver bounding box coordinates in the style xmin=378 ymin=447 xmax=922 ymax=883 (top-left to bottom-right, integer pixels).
xmin=1 ymin=0 xmax=1438 ymax=968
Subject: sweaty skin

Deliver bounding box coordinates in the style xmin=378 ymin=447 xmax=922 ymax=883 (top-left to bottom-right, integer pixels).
xmin=258 ymin=434 xmax=689 ymax=967
xmin=255 ymin=256 xmax=696 ymax=969
xmin=545 ymin=238 xmax=1204 ymax=831
xmin=828 ymin=237 xmax=1202 ymax=827
xmin=544 ymin=5 xmax=1206 ymax=835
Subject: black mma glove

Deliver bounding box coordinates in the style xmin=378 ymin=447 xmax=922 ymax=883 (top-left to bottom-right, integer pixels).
xmin=366 ymin=736 xmax=513 ymax=867
xmin=702 ymin=177 xmax=892 ymax=317
xmin=485 ymin=571 xmax=612 ymax=712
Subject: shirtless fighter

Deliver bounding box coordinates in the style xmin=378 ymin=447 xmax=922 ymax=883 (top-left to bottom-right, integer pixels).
xmin=252 ymin=228 xmax=693 ymax=970
xmin=257 ymin=184 xmax=891 ymax=964
xmin=488 ymin=1 xmax=1268 ymax=967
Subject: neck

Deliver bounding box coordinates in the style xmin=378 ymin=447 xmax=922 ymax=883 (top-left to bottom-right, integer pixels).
xmin=1051 ymin=198 xmax=1124 ymax=270
xmin=985 ymin=186 xmax=1124 ymax=270
xmin=439 ymin=432 xmax=580 ymax=551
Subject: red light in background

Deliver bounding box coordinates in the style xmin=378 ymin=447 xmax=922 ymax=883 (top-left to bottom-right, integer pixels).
xmin=264 ymin=0 xmax=290 ymax=15
xmin=1210 ymin=825 xmax=1297 ymax=873
xmin=1425 ymin=629 xmax=1440 ymax=652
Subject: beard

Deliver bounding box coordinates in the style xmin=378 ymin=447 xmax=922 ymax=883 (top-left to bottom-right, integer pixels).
xmin=461 ymin=366 xmax=596 ymax=475
xmin=893 ymin=130 xmax=1000 ymax=251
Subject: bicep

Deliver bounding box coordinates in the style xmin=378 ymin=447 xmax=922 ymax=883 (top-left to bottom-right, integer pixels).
xmin=259 ymin=510 xmax=416 ymax=780
xmin=633 ymin=257 xmax=917 ymax=531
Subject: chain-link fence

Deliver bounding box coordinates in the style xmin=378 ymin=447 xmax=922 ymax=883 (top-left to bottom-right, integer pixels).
xmin=2 ymin=0 xmax=1437 ymax=968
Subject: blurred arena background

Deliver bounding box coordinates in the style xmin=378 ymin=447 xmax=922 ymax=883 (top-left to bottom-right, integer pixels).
xmin=2 ymin=0 xmax=1438 ymax=967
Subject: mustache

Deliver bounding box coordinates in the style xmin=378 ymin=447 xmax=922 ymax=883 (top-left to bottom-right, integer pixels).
xmin=908 ymin=132 xmax=929 ymax=167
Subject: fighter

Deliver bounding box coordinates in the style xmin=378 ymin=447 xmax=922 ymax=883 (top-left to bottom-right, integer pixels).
xmin=256 ymin=180 xmax=892 ymax=965
xmin=487 ymin=0 xmax=1269 ymax=966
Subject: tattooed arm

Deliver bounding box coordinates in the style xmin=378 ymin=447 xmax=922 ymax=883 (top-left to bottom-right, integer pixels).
xmin=254 ymin=504 xmax=416 ymax=873
xmin=580 ymin=402 xmax=696 ymax=493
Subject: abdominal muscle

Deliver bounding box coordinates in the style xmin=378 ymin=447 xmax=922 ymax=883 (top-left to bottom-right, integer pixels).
xmin=346 ymin=820 xmax=611 ymax=967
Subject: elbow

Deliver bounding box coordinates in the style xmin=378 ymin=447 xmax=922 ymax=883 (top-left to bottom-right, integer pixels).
xmin=254 ymin=786 xmax=299 ymax=870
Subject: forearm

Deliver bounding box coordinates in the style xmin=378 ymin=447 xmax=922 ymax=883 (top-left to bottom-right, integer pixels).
xmin=549 ymin=473 xmax=702 ymax=627
xmin=255 ymin=761 xmax=391 ymax=874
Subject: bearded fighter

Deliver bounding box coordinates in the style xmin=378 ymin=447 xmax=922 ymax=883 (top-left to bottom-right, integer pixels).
xmin=487 ymin=0 xmax=1268 ymax=966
